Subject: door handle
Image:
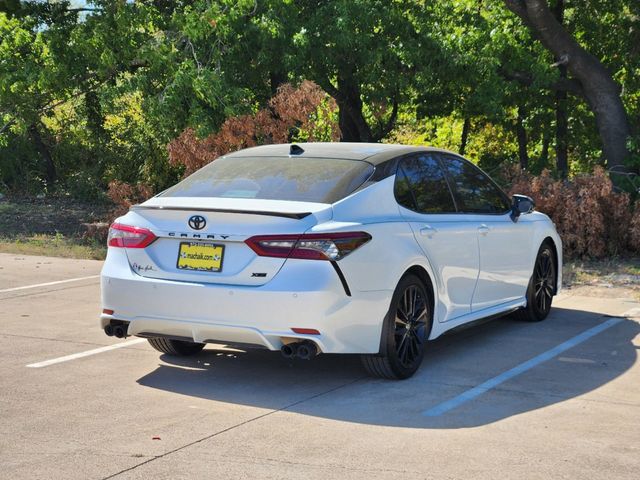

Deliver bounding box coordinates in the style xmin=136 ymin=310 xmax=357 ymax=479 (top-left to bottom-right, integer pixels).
xmin=420 ymin=225 xmax=438 ymax=238
xmin=478 ymin=224 xmax=490 ymax=236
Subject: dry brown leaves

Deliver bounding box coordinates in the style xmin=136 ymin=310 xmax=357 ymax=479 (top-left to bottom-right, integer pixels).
xmin=167 ymin=81 xmax=339 ymax=176
xmin=107 ymin=180 xmax=153 ymax=217
xmin=509 ymin=167 xmax=637 ymax=258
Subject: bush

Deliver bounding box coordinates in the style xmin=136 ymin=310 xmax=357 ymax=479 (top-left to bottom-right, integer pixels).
xmin=106 ymin=180 xmax=153 ymax=218
xmin=508 ymin=167 xmax=639 ymax=259
xmin=167 ymin=81 xmax=339 ymax=176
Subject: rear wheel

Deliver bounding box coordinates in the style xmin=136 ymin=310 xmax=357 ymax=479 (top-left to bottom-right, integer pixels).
xmin=147 ymin=337 xmax=205 ymax=356
xmin=361 ymin=274 xmax=432 ymax=380
xmin=514 ymin=243 xmax=556 ymax=322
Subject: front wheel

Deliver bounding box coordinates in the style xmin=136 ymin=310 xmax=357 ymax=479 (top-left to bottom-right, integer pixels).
xmin=514 ymin=243 xmax=556 ymax=322
xmin=147 ymin=337 xmax=205 ymax=356
xmin=361 ymin=274 xmax=432 ymax=380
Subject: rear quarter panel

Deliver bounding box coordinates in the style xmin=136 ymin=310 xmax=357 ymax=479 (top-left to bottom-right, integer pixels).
xmin=320 ymin=176 xmax=449 ymax=324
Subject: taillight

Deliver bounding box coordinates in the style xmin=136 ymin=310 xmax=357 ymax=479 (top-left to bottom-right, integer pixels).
xmin=245 ymin=232 xmax=371 ymax=261
xmin=107 ymin=223 xmax=157 ymax=248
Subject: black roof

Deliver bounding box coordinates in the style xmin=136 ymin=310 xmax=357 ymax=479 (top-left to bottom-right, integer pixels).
xmin=224 ymin=142 xmax=460 ymax=166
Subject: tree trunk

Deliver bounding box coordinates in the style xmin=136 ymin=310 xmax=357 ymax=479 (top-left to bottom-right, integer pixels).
xmin=459 ymin=117 xmax=471 ymax=155
xmin=269 ymin=70 xmax=287 ymax=96
xmin=28 ymin=124 xmax=56 ymax=188
xmin=504 ymin=0 xmax=631 ymax=170
xmin=338 ymin=107 xmax=361 ymax=142
xmin=336 ymin=73 xmax=373 ymax=142
xmin=552 ymin=0 xmax=568 ymax=177
xmin=541 ymin=126 xmax=550 ymax=167
xmin=85 ymin=90 xmax=106 ymax=139
xmin=516 ymin=106 xmax=530 ymax=169
xmin=316 ymin=73 xmax=375 ymax=142
xmin=555 ymin=66 xmax=569 ymax=177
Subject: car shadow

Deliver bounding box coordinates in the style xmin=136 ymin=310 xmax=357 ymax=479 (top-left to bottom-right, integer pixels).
xmin=136 ymin=307 xmax=639 ymax=429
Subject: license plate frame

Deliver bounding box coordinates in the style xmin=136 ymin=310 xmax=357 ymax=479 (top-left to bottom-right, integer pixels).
xmin=176 ymin=242 xmax=225 ymax=272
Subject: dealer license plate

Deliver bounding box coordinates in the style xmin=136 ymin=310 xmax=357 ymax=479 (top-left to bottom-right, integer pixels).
xmin=176 ymin=242 xmax=224 ymax=272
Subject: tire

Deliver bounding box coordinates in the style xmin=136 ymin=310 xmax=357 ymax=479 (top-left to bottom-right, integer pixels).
xmin=513 ymin=242 xmax=556 ymax=322
xmin=361 ymin=274 xmax=433 ymax=380
xmin=147 ymin=337 xmax=205 ymax=356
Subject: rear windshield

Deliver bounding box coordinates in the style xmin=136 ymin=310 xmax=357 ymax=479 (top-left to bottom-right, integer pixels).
xmin=160 ymin=156 xmax=375 ymax=203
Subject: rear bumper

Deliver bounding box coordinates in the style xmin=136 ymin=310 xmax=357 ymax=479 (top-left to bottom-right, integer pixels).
xmin=100 ymin=249 xmax=391 ymax=354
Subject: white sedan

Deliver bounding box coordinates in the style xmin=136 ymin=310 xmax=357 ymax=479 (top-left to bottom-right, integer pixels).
xmin=101 ymin=143 xmax=561 ymax=379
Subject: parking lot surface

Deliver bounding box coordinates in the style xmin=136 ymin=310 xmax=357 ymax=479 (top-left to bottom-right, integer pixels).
xmin=1 ymin=252 xmax=639 ymax=479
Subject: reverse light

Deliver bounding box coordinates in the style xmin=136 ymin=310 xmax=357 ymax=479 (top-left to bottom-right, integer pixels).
xmin=107 ymin=223 xmax=157 ymax=249
xmin=245 ymin=232 xmax=371 ymax=261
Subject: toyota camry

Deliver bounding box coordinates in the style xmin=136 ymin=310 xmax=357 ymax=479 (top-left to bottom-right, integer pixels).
xmin=100 ymin=143 xmax=562 ymax=379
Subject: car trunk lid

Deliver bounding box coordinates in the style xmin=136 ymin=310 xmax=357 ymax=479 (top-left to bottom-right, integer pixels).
xmin=119 ymin=197 xmax=332 ymax=286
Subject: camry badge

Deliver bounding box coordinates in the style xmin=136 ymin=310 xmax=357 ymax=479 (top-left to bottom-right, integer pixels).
xmin=188 ymin=215 xmax=206 ymax=230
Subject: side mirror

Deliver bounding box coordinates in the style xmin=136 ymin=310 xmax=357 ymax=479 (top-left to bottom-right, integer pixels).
xmin=510 ymin=194 xmax=535 ymax=222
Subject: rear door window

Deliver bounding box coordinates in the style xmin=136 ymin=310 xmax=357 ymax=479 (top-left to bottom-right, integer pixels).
xmin=160 ymin=156 xmax=375 ymax=204
xmin=394 ymin=154 xmax=457 ymax=214
xmin=439 ymin=155 xmax=511 ymax=214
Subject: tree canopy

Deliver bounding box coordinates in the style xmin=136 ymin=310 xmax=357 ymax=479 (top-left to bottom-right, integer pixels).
xmin=0 ymin=0 xmax=638 ymax=198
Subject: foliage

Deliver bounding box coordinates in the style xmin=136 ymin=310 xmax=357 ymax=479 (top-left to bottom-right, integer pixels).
xmin=509 ymin=167 xmax=639 ymax=258
xmin=290 ymin=0 xmax=431 ymax=140
xmin=106 ymin=179 xmax=153 ymax=217
xmin=0 ymin=0 xmax=638 ymax=214
xmin=167 ymin=81 xmax=339 ymax=176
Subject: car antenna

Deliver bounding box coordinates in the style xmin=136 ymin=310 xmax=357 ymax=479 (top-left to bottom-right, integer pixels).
xmin=289 ymin=144 xmax=304 ymax=155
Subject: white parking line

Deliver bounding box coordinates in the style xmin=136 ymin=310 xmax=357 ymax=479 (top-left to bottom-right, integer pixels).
xmin=0 ymin=275 xmax=100 ymax=293
xmin=423 ymin=318 xmax=623 ymax=417
xmin=26 ymin=338 xmax=147 ymax=368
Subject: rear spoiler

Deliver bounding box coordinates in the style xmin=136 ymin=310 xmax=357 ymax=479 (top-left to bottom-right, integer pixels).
xmin=130 ymin=205 xmax=312 ymax=220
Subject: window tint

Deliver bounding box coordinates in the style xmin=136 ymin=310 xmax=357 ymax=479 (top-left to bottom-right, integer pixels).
xmin=439 ymin=155 xmax=511 ymax=214
xmin=394 ymin=154 xmax=456 ymax=213
xmin=394 ymin=165 xmax=416 ymax=210
xmin=160 ymin=156 xmax=374 ymax=204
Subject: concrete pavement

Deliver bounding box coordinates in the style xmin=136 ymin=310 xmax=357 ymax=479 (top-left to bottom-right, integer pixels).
xmin=0 ymin=252 xmax=638 ymax=479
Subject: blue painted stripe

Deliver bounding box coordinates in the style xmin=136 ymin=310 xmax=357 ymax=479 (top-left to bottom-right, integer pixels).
xmin=422 ymin=318 xmax=622 ymax=417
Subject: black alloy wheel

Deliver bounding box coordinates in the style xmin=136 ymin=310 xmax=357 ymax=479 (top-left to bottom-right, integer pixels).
xmin=361 ymin=274 xmax=432 ymax=379
xmin=394 ymin=284 xmax=429 ymax=369
xmin=514 ymin=243 xmax=556 ymax=322
xmin=534 ymin=247 xmax=555 ymax=315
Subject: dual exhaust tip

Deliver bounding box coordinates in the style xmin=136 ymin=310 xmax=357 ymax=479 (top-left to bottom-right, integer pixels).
xmin=281 ymin=341 xmax=319 ymax=360
xmin=104 ymin=323 xmax=128 ymax=339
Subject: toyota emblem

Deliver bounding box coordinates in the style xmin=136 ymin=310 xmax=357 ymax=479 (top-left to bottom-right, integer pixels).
xmin=188 ymin=215 xmax=206 ymax=230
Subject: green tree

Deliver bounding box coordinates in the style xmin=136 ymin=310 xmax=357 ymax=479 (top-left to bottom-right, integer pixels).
xmin=504 ymin=0 xmax=633 ymax=170
xmin=0 ymin=1 xmax=165 ymax=190
xmin=290 ymin=0 xmax=440 ymax=142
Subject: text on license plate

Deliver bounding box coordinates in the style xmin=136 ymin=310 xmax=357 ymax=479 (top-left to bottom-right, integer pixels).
xmin=177 ymin=242 xmax=224 ymax=272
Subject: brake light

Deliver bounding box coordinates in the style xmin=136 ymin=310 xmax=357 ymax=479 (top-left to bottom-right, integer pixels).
xmin=107 ymin=223 xmax=157 ymax=248
xmin=245 ymin=232 xmax=371 ymax=261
